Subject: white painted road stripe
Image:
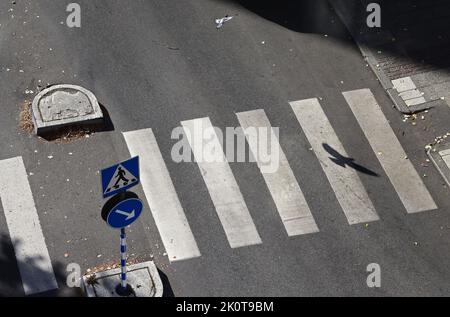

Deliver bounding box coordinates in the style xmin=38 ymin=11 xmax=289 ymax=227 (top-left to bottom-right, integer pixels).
xmin=0 ymin=157 xmax=57 ymax=295
xmin=290 ymin=99 xmax=379 ymax=224
xmin=182 ymin=117 xmax=262 ymax=248
xmin=123 ymin=129 xmax=201 ymax=262
xmin=236 ymin=110 xmax=320 ymax=235
xmin=343 ymin=89 xmax=437 ymax=213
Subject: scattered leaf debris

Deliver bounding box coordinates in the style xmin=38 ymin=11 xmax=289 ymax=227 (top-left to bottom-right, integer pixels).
xmin=19 ymin=100 xmax=34 ymax=134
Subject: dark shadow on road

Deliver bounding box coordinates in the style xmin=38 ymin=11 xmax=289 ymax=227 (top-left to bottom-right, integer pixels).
xmin=158 ymin=268 xmax=175 ymax=297
xmin=217 ymin=0 xmax=450 ymax=71
xmin=0 ymin=234 xmax=23 ymax=297
xmin=323 ymin=143 xmax=379 ymax=177
xmin=225 ymin=0 xmax=350 ymax=39
xmin=98 ymin=103 xmax=115 ymax=133
xmin=0 ymin=234 xmax=82 ymax=297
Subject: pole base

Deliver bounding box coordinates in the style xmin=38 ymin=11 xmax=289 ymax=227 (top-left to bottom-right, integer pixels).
xmin=115 ymin=283 xmax=135 ymax=297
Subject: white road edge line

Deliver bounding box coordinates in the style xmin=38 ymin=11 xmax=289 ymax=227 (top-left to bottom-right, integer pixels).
xmin=182 ymin=117 xmax=262 ymax=248
xmin=343 ymin=89 xmax=437 ymax=213
xmin=290 ymin=98 xmax=379 ymax=224
xmin=123 ymin=128 xmax=201 ymax=262
xmin=236 ymin=109 xmax=320 ymax=235
xmin=0 ymin=157 xmax=58 ymax=295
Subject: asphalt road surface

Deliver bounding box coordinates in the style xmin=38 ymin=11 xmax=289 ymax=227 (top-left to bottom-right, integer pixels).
xmin=1 ymin=0 xmax=450 ymax=297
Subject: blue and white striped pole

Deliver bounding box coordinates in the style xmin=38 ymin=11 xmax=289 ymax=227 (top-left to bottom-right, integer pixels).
xmin=120 ymin=227 xmax=127 ymax=292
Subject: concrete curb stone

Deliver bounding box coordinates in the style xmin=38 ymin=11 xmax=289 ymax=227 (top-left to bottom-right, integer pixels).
xmin=31 ymin=84 xmax=104 ymax=135
xmin=428 ymin=142 xmax=450 ymax=189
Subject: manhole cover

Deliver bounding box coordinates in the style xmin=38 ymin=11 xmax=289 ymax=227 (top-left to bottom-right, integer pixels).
xmin=32 ymin=84 xmax=103 ymax=135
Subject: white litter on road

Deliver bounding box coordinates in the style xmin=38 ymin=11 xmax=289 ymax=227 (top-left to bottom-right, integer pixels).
xmin=216 ymin=16 xmax=233 ymax=29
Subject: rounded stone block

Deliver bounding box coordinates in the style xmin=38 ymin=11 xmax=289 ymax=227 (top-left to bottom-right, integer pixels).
xmin=31 ymin=84 xmax=104 ymax=135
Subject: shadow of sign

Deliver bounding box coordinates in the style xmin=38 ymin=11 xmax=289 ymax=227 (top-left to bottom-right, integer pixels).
xmin=0 ymin=234 xmax=82 ymax=297
xmin=323 ymin=143 xmax=379 ymax=177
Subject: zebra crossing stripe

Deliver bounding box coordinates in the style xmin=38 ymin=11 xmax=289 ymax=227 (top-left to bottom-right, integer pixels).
xmin=290 ymin=98 xmax=379 ymax=224
xmin=0 ymin=157 xmax=58 ymax=295
xmin=236 ymin=109 xmax=320 ymax=235
xmin=343 ymin=89 xmax=437 ymax=213
xmin=123 ymin=128 xmax=201 ymax=262
xmin=181 ymin=117 xmax=262 ymax=248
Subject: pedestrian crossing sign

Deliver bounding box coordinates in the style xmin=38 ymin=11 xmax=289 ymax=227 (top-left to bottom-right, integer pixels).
xmin=101 ymin=157 xmax=140 ymax=198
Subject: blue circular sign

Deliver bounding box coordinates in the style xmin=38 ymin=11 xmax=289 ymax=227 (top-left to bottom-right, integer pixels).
xmin=105 ymin=197 xmax=143 ymax=229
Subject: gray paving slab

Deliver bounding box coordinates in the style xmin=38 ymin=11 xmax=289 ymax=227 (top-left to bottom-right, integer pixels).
xmin=82 ymin=261 xmax=163 ymax=297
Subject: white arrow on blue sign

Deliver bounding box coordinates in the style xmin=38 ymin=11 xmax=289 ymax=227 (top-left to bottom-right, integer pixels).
xmin=102 ymin=193 xmax=143 ymax=229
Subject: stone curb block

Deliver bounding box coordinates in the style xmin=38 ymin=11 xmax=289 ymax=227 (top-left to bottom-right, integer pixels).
xmin=427 ymin=142 xmax=450 ymax=189
xmin=31 ymin=84 xmax=104 ymax=135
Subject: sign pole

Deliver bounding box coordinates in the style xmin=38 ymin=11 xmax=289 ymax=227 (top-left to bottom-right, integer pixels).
xmin=120 ymin=227 xmax=127 ymax=293
xmin=101 ymin=157 xmax=142 ymax=296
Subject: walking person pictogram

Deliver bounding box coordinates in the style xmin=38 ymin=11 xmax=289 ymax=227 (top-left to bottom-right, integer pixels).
xmin=113 ymin=167 xmax=129 ymax=189
xmin=102 ymin=157 xmax=140 ymax=197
